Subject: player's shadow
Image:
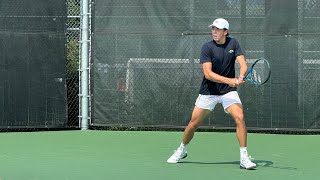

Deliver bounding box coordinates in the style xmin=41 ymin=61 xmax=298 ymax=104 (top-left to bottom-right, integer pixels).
xmin=180 ymin=160 xmax=297 ymax=170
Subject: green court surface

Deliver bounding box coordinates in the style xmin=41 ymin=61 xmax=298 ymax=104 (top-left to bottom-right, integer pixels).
xmin=0 ymin=130 xmax=319 ymax=180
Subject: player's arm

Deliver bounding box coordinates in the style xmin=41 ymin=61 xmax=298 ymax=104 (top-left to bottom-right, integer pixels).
xmin=202 ymin=62 xmax=238 ymax=87
xmin=236 ymin=55 xmax=248 ymax=84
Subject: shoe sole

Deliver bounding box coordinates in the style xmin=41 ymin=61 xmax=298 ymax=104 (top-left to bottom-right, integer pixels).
xmin=240 ymin=165 xmax=257 ymax=170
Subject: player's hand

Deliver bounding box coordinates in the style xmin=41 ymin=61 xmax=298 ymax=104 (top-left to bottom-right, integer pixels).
xmin=229 ymin=78 xmax=240 ymax=87
xmin=229 ymin=77 xmax=245 ymax=87
xmin=236 ymin=76 xmax=246 ymax=85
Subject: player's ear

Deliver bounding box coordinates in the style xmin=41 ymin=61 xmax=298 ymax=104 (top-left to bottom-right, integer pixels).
xmin=224 ymin=29 xmax=228 ymax=36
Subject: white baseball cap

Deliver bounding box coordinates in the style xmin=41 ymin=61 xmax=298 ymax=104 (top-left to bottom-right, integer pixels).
xmin=208 ymin=18 xmax=229 ymax=30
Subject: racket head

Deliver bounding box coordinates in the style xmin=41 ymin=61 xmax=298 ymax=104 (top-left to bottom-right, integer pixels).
xmin=244 ymin=58 xmax=271 ymax=86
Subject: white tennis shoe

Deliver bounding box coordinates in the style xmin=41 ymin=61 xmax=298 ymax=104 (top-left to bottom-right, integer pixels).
xmin=240 ymin=156 xmax=257 ymax=170
xmin=167 ymin=147 xmax=187 ymax=163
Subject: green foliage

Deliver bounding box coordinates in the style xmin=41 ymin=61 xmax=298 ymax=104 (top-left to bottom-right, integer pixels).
xmin=66 ymin=0 xmax=80 ymax=74
xmin=67 ymin=0 xmax=80 ymax=16
xmin=66 ymin=39 xmax=79 ymax=73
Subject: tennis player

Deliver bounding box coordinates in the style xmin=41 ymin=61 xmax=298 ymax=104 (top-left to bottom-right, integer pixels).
xmin=167 ymin=18 xmax=256 ymax=170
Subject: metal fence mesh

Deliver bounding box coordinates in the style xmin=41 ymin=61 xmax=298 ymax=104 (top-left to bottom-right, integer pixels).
xmin=66 ymin=0 xmax=81 ymax=127
xmin=91 ymin=0 xmax=320 ymax=132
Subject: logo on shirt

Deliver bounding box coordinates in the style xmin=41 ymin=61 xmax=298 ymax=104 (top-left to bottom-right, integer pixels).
xmin=229 ymin=49 xmax=234 ymax=53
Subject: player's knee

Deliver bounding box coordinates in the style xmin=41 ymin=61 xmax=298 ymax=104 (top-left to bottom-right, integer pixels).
xmin=188 ymin=120 xmax=200 ymax=130
xmin=233 ymin=113 xmax=245 ymax=125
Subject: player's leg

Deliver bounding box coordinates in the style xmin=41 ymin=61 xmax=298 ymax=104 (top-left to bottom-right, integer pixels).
xmin=182 ymin=106 xmax=211 ymax=145
xmin=167 ymin=106 xmax=210 ymax=163
xmin=223 ymin=91 xmax=256 ymax=169
xmin=226 ymin=103 xmax=247 ymax=147
xmin=167 ymin=95 xmax=215 ymax=163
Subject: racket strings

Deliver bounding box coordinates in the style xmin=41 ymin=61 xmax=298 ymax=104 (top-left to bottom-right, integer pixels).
xmin=245 ymin=59 xmax=270 ymax=85
xmin=251 ymin=60 xmax=270 ymax=84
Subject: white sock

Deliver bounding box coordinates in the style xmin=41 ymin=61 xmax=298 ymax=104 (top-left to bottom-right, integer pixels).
xmin=240 ymin=147 xmax=248 ymax=158
xmin=179 ymin=142 xmax=187 ymax=150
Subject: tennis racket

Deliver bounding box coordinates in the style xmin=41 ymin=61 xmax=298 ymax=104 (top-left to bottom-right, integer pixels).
xmin=243 ymin=58 xmax=271 ymax=86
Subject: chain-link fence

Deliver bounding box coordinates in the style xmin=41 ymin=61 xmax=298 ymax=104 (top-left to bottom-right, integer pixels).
xmin=66 ymin=0 xmax=81 ymax=127
xmin=91 ymin=0 xmax=320 ymax=133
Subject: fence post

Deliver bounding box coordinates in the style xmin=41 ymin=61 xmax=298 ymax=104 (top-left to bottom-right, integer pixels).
xmin=79 ymin=0 xmax=90 ymax=130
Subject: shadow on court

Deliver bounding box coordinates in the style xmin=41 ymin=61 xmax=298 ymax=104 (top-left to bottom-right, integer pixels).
xmin=180 ymin=160 xmax=297 ymax=170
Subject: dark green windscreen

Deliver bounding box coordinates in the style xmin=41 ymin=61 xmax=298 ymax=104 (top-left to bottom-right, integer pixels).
xmin=92 ymin=0 xmax=320 ymax=131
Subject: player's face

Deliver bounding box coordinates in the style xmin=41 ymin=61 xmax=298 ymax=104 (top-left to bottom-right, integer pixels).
xmin=211 ymin=27 xmax=228 ymax=44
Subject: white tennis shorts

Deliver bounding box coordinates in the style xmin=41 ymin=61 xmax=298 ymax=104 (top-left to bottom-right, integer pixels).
xmin=195 ymin=91 xmax=242 ymax=113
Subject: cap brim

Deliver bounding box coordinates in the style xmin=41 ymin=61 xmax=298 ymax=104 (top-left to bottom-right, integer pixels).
xmin=208 ymin=24 xmax=225 ymax=29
